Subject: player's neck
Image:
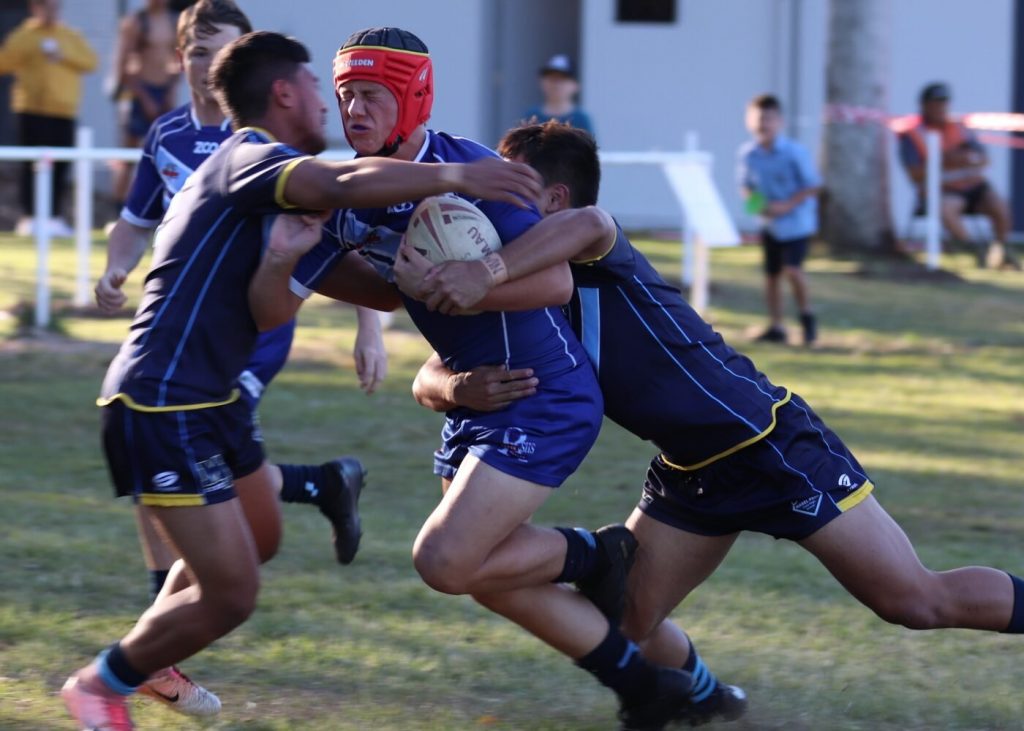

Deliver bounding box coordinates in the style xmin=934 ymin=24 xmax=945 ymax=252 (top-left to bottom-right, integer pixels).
xmin=192 ymin=95 xmax=226 ymax=128
xmin=392 ymin=126 xmax=427 ymax=161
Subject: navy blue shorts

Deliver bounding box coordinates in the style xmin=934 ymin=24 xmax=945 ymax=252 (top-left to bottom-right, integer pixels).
xmin=434 ymin=364 xmax=603 ymax=487
xmin=127 ymin=82 xmax=174 ymax=139
xmin=638 ymin=394 xmax=873 ymax=541
xmin=762 ymin=232 xmax=810 ymax=275
xmin=237 ymin=319 xmax=296 ymax=413
xmin=103 ymin=398 xmax=264 ymax=505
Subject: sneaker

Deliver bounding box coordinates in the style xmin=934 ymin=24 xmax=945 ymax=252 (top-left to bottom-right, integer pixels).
xmin=49 ymin=217 xmax=74 ymax=237
xmin=576 ymin=524 xmax=638 ymax=625
xmin=755 ymin=326 xmax=787 ymax=343
xmin=319 ymin=457 xmax=367 ymax=564
xmin=681 ymin=683 xmax=748 ymax=726
xmin=618 ymin=667 xmax=693 ymax=731
xmin=138 ymin=665 xmax=221 ymax=718
xmin=799 ymin=312 xmax=817 ymax=346
xmin=61 ymin=674 xmax=135 ymax=731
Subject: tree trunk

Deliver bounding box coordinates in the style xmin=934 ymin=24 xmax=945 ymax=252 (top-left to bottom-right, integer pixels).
xmin=823 ymin=0 xmax=897 ymax=255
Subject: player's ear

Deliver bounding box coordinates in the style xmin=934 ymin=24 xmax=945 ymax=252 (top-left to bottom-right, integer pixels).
xmin=545 ymin=183 xmax=571 ymax=214
xmin=271 ymin=77 xmax=295 ymax=110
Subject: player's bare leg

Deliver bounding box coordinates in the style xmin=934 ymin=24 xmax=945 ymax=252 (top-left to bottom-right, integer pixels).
xmin=800 ymin=495 xmax=1021 ymax=631
xmin=764 ymin=272 xmax=784 ymax=332
xmin=620 ymin=509 xmax=747 ymax=723
xmin=413 ymin=456 xmax=693 ymax=729
xmin=63 ymin=464 xmax=282 ymax=728
xmin=975 ymin=188 xmax=1019 ymax=269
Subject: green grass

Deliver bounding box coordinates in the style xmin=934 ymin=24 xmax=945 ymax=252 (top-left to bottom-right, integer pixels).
xmin=1 ymin=233 xmax=1022 ymax=730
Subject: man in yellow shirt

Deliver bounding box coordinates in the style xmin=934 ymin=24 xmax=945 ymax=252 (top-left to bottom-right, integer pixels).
xmin=0 ymin=0 xmax=97 ymax=236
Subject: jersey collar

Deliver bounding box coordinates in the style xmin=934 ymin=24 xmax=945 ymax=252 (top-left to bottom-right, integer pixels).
xmin=413 ymin=130 xmax=431 ymax=162
xmin=238 ymin=126 xmax=278 ymax=143
xmin=189 ymin=105 xmax=232 ymax=132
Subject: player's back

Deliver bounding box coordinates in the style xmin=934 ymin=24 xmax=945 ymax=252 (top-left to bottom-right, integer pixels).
xmin=314 ymin=130 xmax=587 ymax=379
xmin=102 ymin=128 xmax=309 ymax=409
xmin=568 ymin=224 xmax=790 ymax=468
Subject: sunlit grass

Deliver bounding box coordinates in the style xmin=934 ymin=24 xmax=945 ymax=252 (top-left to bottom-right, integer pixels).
xmin=1 ymin=233 xmax=1022 ymax=729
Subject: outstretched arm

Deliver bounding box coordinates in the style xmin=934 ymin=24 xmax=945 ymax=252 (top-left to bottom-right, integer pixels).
xmin=283 ymin=156 xmax=543 ymax=213
xmin=249 ymin=213 xmax=327 ymax=331
xmin=412 ymin=352 xmax=538 ymax=413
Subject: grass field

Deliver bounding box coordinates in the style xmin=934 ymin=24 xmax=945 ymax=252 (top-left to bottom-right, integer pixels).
xmin=1 ymin=233 xmax=1022 ymax=730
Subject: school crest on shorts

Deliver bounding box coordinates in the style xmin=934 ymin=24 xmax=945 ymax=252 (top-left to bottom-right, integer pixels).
xmin=791 ymin=493 xmax=823 ymax=517
xmin=498 ymin=427 xmax=536 ymax=463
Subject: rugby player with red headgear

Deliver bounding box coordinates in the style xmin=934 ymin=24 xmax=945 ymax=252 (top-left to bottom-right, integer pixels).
xmin=248 ymin=26 xmax=697 ymax=731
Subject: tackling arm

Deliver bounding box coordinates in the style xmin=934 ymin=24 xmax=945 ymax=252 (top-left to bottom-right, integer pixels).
xmin=412 ymin=352 xmax=538 ymax=413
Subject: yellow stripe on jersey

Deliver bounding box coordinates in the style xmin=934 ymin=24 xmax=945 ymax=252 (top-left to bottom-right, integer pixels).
xmin=837 ymin=480 xmax=874 ymax=512
xmin=274 ymin=156 xmax=312 ymax=210
xmin=238 ymin=126 xmax=278 ymax=142
xmin=139 ymin=493 xmax=208 ymax=507
xmin=660 ymin=389 xmax=793 ymax=472
xmin=96 ymin=390 xmax=240 ymax=412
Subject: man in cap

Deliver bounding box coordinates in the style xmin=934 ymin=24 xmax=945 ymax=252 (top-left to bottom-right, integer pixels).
xmin=898 ymin=82 xmax=1018 ymax=269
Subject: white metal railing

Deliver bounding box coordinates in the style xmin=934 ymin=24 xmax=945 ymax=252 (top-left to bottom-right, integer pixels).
xmin=5 ymin=128 xmax=721 ymax=327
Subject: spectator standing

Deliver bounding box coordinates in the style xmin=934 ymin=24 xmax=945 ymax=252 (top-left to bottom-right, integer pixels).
xmin=738 ymin=94 xmax=821 ymax=346
xmin=111 ymin=0 xmax=180 ymax=213
xmin=898 ymin=82 xmax=1019 ymax=270
xmin=522 ymin=54 xmax=593 ymax=135
xmin=0 ymin=0 xmax=97 ymax=237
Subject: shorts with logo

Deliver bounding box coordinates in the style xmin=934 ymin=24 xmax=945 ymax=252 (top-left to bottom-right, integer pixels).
xmin=638 ymin=394 xmax=874 ymax=541
xmin=103 ymin=397 xmax=264 ymax=505
xmin=433 ymin=364 xmax=603 ymax=488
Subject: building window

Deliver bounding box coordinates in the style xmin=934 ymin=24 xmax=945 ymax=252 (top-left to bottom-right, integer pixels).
xmin=616 ymin=0 xmax=677 ymax=23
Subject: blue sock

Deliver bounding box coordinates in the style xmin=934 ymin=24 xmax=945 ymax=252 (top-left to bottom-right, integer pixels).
xmin=1003 ymin=573 xmax=1024 ymax=633
xmin=682 ymin=637 xmax=720 ymax=705
xmin=148 ymin=569 xmax=169 ymax=604
xmin=278 ymin=463 xmax=336 ymax=506
xmin=97 ymin=643 xmax=147 ymax=696
xmin=553 ymin=527 xmax=601 ymax=583
xmin=577 ymin=624 xmax=659 ymax=704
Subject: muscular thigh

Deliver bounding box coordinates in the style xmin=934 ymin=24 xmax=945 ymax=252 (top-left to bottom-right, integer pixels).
xmin=623 ymin=508 xmax=737 ymax=638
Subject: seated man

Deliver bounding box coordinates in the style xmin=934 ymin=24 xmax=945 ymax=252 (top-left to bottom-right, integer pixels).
xmin=898 ymin=82 xmax=1018 ymax=269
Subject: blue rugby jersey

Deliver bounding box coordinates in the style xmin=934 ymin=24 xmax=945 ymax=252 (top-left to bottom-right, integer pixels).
xmin=291 ymin=130 xmax=587 ymax=379
xmin=100 ymin=128 xmax=311 ymax=409
xmin=121 ymin=104 xmax=233 ymax=228
xmin=567 ymin=224 xmax=792 ymax=469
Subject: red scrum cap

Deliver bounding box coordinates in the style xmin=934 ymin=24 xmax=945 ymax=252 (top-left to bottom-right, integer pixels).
xmin=333 ymin=27 xmax=433 ymax=156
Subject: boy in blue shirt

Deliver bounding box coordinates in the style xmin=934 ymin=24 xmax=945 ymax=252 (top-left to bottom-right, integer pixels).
xmin=522 ymin=54 xmax=594 ymax=135
xmin=737 ymin=94 xmax=821 ymax=345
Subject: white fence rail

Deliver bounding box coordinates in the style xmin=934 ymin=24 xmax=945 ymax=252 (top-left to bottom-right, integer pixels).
xmin=5 ymin=127 xmax=730 ymax=327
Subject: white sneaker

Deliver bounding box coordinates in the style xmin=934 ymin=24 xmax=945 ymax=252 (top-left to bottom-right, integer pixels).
xmin=15 ymin=217 xmax=34 ymax=236
xmin=49 ymin=217 xmax=74 ymax=237
xmin=138 ymin=665 xmax=222 ymax=717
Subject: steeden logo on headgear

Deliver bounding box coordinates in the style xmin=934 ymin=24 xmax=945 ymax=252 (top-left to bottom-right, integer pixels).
xmin=342 ymin=58 xmax=374 ymax=67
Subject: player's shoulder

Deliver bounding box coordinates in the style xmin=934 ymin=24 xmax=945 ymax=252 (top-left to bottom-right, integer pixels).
xmin=427 ymin=130 xmax=500 ymax=163
xmin=149 ymin=104 xmax=196 ymax=140
xmin=737 ymin=139 xmax=758 ymax=159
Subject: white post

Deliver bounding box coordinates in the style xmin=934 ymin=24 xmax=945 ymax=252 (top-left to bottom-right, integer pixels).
xmin=691 ymin=234 xmax=709 ymax=316
xmin=34 ymin=155 xmax=54 ymax=329
xmin=681 ymin=130 xmax=699 ymax=287
xmin=73 ymin=127 xmax=94 ymax=307
xmin=924 ymin=130 xmax=941 ymax=271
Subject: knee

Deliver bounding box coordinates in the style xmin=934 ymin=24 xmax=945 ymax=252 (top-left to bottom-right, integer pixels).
xmin=620 ymin=604 xmax=663 ymax=645
xmin=865 ymin=577 xmax=947 ymax=630
xmin=412 ymin=538 xmax=472 ymax=595
xmin=203 ymin=577 xmax=260 ymax=635
xmin=255 ymin=529 xmax=281 ymax=565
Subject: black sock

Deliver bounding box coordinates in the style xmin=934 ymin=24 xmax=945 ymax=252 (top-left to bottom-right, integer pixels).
xmin=97 ymin=642 xmax=148 ymax=695
xmin=278 ymin=463 xmax=339 ymax=506
xmin=553 ymin=527 xmax=604 ymax=583
xmin=1003 ymin=573 xmax=1024 ymax=633
xmin=148 ymin=569 xmax=169 ymax=603
xmin=682 ymin=637 xmax=720 ymax=705
xmin=577 ymin=624 xmax=659 ymax=705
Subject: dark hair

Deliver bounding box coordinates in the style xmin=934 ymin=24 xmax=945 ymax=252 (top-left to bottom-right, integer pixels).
xmin=498 ymin=121 xmax=600 ymax=208
xmin=749 ymin=94 xmax=782 ymax=113
xmin=177 ymin=0 xmax=252 ymax=49
xmin=209 ymin=31 xmax=310 ymax=128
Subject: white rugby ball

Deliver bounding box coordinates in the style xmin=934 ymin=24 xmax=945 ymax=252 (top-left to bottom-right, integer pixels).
xmin=406 ymin=195 xmax=503 ymax=265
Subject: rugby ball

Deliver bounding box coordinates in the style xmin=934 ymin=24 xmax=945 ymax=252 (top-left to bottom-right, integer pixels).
xmin=406 ymin=196 xmax=502 ymax=265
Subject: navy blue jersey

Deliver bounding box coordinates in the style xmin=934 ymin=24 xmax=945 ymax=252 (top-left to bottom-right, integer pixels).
xmin=291 ymin=130 xmax=586 ymax=379
xmin=567 ymin=224 xmax=791 ymax=468
xmin=100 ymin=128 xmax=311 ymax=409
xmin=122 ymin=104 xmax=232 ymax=228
